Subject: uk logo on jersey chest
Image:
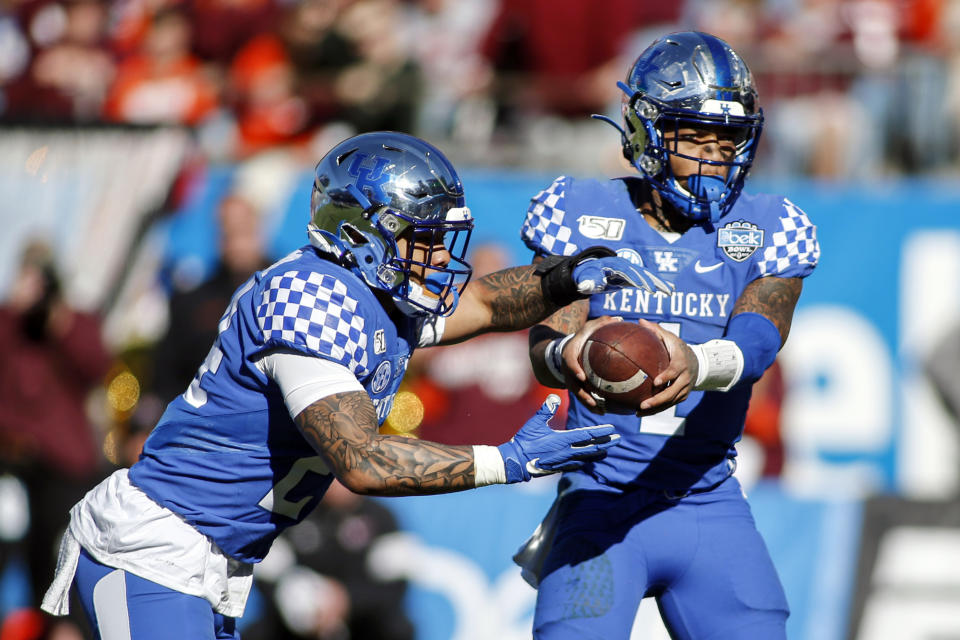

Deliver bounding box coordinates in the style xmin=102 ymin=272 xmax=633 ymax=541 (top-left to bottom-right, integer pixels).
xmin=653 ymin=250 xmax=679 ymax=272
xmin=577 ymin=215 xmax=625 ymax=240
xmin=718 ymin=220 xmax=764 ymax=262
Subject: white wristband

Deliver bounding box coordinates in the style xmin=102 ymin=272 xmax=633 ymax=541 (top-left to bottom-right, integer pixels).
xmin=473 ymin=445 xmax=506 ymax=486
xmin=690 ymin=339 xmax=744 ymax=392
xmin=543 ymin=334 xmax=574 ymax=384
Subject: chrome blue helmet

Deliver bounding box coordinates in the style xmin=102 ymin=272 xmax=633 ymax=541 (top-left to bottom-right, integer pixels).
xmin=308 ymin=132 xmax=474 ymax=316
xmin=605 ymin=31 xmax=763 ymax=223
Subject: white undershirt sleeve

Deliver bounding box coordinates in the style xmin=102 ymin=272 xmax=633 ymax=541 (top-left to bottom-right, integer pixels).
xmin=255 ymin=348 xmax=365 ymax=418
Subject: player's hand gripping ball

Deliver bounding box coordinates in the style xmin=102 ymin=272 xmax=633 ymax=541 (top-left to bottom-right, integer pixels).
xmin=578 ymin=322 xmax=669 ymax=412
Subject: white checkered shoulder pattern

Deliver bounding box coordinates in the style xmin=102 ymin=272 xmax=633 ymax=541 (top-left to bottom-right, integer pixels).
xmin=521 ymin=176 xmax=580 ymax=256
xmin=257 ymin=271 xmax=369 ymax=376
xmin=758 ymin=198 xmax=820 ymax=276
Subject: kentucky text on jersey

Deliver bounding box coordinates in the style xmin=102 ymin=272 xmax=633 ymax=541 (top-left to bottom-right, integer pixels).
xmin=602 ymin=289 xmax=733 ymax=318
xmin=521 ymin=175 xmax=819 ymax=493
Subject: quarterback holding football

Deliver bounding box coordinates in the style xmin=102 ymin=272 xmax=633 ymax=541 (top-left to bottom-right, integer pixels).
xmin=522 ymin=31 xmax=819 ymax=639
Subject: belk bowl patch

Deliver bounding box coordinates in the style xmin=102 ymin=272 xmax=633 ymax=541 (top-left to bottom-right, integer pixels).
xmin=718 ymin=220 xmax=764 ymax=262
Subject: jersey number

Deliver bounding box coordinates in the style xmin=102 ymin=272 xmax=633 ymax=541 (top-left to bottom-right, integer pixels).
xmin=640 ymin=322 xmax=686 ymax=436
xmin=258 ymin=456 xmax=332 ymax=520
xmin=184 ymin=344 xmax=223 ymax=408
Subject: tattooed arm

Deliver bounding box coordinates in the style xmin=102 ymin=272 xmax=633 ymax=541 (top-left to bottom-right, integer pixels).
xmin=439 ymin=264 xmax=560 ymax=345
xmin=730 ymin=276 xmax=803 ymax=345
xmin=529 ymin=300 xmax=589 ymax=387
xmin=293 ymin=389 xmax=619 ymax=496
xmin=295 ymin=390 xmax=477 ymax=496
xmin=439 ymin=247 xmax=670 ymax=345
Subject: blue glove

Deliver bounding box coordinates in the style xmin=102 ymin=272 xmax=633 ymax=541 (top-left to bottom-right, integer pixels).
xmin=572 ymin=256 xmax=674 ymax=296
xmin=497 ymin=395 xmax=620 ymax=483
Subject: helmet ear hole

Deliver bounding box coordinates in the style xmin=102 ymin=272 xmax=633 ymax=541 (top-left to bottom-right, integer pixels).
xmin=340 ymin=224 xmax=368 ymax=246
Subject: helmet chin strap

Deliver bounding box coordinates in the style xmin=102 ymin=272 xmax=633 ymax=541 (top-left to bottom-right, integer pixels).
xmin=395 ymin=272 xmax=459 ymax=317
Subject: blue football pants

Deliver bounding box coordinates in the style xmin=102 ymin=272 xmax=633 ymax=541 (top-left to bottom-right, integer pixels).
xmin=73 ymin=549 xmax=240 ymax=640
xmin=533 ymin=477 xmax=788 ymax=640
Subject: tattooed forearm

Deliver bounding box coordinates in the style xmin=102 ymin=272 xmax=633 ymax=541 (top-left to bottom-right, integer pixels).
xmin=731 ymin=276 xmax=802 ymax=345
xmin=542 ymin=299 xmax=589 ymax=335
xmin=294 ymin=391 xmax=477 ymax=496
xmin=475 ymin=265 xmax=557 ymax=330
xmin=528 ymin=300 xmax=589 ymax=387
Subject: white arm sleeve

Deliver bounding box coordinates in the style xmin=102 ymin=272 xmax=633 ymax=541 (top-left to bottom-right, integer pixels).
xmin=255 ymin=348 xmax=365 ymax=418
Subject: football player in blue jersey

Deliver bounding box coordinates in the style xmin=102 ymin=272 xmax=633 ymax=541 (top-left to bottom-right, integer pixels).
xmin=518 ymin=32 xmax=820 ymax=639
xmin=40 ymin=131 xmax=674 ymax=640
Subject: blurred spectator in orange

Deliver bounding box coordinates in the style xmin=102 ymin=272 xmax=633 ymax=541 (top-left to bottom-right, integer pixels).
xmin=149 ymin=191 xmax=269 ymax=403
xmin=0 ymin=239 xmax=111 ymax=609
xmin=414 ymin=243 xmax=562 ymax=445
xmin=104 ymin=5 xmax=219 ymax=125
xmin=227 ymin=34 xmax=313 ymax=157
xmin=251 ymin=479 xmax=414 ymax=640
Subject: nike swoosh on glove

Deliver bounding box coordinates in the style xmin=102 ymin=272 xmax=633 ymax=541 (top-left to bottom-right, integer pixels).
xmin=497 ymin=395 xmax=620 ymax=483
xmin=572 ymin=256 xmax=674 ymax=295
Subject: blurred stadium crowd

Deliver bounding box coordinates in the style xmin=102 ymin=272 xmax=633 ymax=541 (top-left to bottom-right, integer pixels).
xmin=3 ymin=0 xmax=960 ymax=639
xmin=0 ymin=0 xmax=959 ymax=175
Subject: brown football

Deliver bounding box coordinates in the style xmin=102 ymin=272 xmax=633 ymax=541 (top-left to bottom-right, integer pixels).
xmin=578 ymin=322 xmax=669 ymax=412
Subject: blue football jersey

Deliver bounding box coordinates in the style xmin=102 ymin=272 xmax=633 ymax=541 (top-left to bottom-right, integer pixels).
xmin=129 ymin=247 xmax=422 ymax=563
xmin=521 ymin=176 xmax=819 ymax=492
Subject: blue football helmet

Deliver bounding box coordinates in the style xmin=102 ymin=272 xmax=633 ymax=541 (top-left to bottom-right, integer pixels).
xmin=602 ymin=31 xmax=763 ymax=223
xmin=309 ymin=132 xmax=474 ymax=317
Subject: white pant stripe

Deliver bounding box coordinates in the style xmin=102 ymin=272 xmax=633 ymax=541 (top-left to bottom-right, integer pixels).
xmin=92 ymin=569 xmax=132 ymax=640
